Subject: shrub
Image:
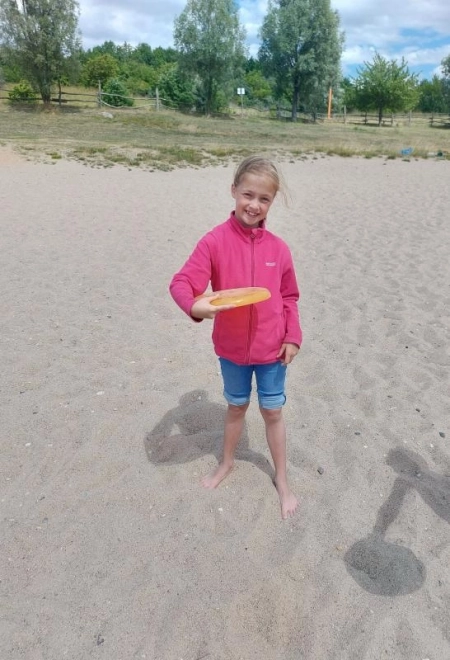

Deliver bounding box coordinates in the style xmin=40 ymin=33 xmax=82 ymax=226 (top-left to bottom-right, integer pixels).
xmin=8 ymin=80 xmax=37 ymax=103
xmin=101 ymin=78 xmax=134 ymax=107
xmin=158 ymin=65 xmax=195 ymax=110
xmin=126 ymin=78 xmax=153 ymax=97
xmin=82 ymin=54 xmax=119 ymax=87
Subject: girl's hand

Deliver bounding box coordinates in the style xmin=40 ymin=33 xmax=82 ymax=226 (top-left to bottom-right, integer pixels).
xmin=277 ymin=343 xmax=300 ymax=365
xmin=191 ymin=295 xmax=235 ymax=320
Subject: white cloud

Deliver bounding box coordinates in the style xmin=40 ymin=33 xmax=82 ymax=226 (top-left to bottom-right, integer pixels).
xmin=79 ymin=0 xmax=185 ymax=48
xmin=77 ymin=0 xmax=450 ymax=75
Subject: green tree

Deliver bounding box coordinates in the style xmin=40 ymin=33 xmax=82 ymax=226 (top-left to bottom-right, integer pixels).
xmin=259 ymin=0 xmax=343 ymax=121
xmin=81 ymin=53 xmax=119 ymax=87
xmin=151 ymin=46 xmax=178 ymax=68
xmin=0 ymin=0 xmax=81 ymax=104
xmin=118 ymin=60 xmax=161 ymax=96
xmin=441 ymin=54 xmax=450 ymax=79
xmin=340 ymin=76 xmax=357 ymax=112
xmin=158 ymin=64 xmax=196 ymax=110
xmin=440 ymin=54 xmax=450 ymax=112
xmin=87 ymin=40 xmax=119 ymax=60
xmin=133 ymin=43 xmax=154 ymax=66
xmin=352 ymin=53 xmax=419 ymax=125
xmin=174 ymin=0 xmax=247 ymax=114
xmin=244 ymin=69 xmax=272 ymax=105
xmin=0 ymin=44 xmax=24 ymax=80
xmin=417 ymin=76 xmax=449 ymax=114
xmin=102 ymin=77 xmax=133 ymax=107
xmin=85 ymin=40 xmax=132 ymax=64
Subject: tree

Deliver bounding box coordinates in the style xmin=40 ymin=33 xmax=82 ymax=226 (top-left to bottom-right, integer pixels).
xmin=151 ymin=46 xmax=178 ymax=68
xmin=102 ymin=78 xmax=133 ymax=107
xmin=0 ymin=0 xmax=81 ymax=105
xmin=417 ymin=76 xmax=449 ymax=114
xmin=85 ymin=40 xmax=132 ymax=64
xmin=118 ymin=60 xmax=160 ymax=96
xmin=244 ymin=70 xmax=272 ymax=105
xmin=158 ymin=64 xmax=196 ymax=110
xmin=133 ymin=43 xmax=154 ymax=66
xmin=81 ymin=53 xmax=119 ymax=87
xmin=174 ymin=0 xmax=247 ymax=114
xmin=259 ymin=0 xmax=343 ymax=120
xmin=352 ymin=53 xmax=419 ymax=125
xmin=440 ymin=54 xmax=450 ymax=112
xmin=340 ymin=76 xmax=358 ymax=112
xmin=442 ymin=54 xmax=450 ymax=79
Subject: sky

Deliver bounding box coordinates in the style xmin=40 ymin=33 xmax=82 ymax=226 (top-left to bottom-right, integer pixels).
xmin=77 ymin=0 xmax=450 ymax=79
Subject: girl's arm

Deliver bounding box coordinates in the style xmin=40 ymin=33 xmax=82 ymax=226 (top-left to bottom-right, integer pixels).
xmin=280 ymin=255 xmax=302 ymax=348
xmin=169 ymin=239 xmax=212 ymax=320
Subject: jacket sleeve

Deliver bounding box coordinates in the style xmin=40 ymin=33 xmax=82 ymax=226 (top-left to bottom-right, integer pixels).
xmin=169 ymin=236 xmax=213 ymax=321
xmin=281 ymin=251 xmax=302 ymax=347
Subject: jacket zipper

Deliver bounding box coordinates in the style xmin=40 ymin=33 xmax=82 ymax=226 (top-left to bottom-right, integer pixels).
xmin=245 ymin=235 xmax=256 ymax=363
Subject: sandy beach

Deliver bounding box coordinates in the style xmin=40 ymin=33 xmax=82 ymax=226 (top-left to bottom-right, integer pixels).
xmin=1 ymin=149 xmax=449 ymax=659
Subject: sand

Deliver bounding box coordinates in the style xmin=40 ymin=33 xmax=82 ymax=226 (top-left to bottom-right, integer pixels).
xmin=1 ymin=149 xmax=450 ymax=659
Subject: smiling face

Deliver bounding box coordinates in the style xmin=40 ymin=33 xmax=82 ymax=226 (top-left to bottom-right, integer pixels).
xmin=231 ymin=172 xmax=277 ymax=228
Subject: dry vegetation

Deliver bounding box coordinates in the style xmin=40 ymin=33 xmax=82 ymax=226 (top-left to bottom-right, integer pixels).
xmin=1 ymin=85 xmax=450 ymax=169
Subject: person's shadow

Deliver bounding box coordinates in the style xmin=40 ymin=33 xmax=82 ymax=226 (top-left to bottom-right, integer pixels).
xmin=345 ymin=447 xmax=450 ymax=596
xmin=144 ymin=389 xmax=273 ymax=478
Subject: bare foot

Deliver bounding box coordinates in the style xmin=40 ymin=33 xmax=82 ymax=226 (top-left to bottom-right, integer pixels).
xmin=274 ymin=479 xmax=299 ymax=520
xmin=201 ymin=461 xmax=234 ymax=489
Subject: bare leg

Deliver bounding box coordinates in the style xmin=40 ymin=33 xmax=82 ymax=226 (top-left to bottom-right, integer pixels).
xmin=202 ymin=403 xmax=249 ymax=489
xmin=260 ymin=407 xmax=298 ymax=519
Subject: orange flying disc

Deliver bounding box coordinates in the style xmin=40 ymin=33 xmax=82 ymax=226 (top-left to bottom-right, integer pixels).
xmin=197 ymin=287 xmax=271 ymax=307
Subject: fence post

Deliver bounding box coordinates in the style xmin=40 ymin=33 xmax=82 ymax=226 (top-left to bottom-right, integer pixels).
xmin=156 ymin=87 xmax=160 ymax=111
xmin=344 ymin=105 xmax=347 ymax=124
xmin=97 ymin=80 xmax=102 ymax=108
xmin=391 ymin=114 xmax=394 ymax=127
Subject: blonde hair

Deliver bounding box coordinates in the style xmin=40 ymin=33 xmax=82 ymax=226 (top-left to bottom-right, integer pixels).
xmin=233 ymin=155 xmax=289 ymax=205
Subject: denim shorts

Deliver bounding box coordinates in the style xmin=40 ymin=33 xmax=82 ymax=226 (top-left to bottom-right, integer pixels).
xmin=219 ymin=358 xmax=287 ymax=410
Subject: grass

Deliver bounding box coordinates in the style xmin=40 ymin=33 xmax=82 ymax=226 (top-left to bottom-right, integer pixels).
xmin=1 ymin=84 xmax=450 ymax=169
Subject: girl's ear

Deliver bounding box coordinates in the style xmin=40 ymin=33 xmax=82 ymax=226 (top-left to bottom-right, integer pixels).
xmin=231 ymin=183 xmax=236 ymax=199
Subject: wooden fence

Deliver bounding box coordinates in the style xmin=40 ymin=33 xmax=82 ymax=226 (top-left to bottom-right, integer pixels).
xmin=0 ymin=86 xmax=171 ymax=110
xmin=1 ymin=85 xmax=450 ymax=127
xmin=331 ymin=111 xmax=450 ymax=127
xmin=298 ymin=111 xmax=450 ymax=127
xmin=233 ymin=106 xmax=450 ymax=127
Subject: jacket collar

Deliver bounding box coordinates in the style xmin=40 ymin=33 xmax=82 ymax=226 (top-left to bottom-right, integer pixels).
xmin=228 ymin=211 xmax=266 ymax=241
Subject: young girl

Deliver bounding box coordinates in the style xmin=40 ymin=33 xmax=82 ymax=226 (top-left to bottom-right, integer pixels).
xmin=170 ymin=156 xmax=302 ymax=519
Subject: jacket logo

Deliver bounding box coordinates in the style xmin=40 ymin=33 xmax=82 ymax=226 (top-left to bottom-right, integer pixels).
xmin=266 ymin=262 xmax=276 ymax=267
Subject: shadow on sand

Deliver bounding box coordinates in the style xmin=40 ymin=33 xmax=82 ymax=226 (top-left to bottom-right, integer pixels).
xmin=144 ymin=389 xmax=273 ymax=479
xmin=345 ymin=447 xmax=450 ymax=596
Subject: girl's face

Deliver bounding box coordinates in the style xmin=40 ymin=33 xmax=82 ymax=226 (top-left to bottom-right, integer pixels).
xmin=231 ymin=173 xmax=277 ymax=228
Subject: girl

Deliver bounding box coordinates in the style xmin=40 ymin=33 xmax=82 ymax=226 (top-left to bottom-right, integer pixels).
xmin=170 ymin=156 xmax=302 ymax=519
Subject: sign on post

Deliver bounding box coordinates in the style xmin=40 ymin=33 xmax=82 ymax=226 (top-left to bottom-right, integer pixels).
xmin=237 ymin=88 xmax=245 ymax=115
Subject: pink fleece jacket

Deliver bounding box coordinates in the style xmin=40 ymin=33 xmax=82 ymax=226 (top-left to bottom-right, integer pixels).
xmin=170 ymin=212 xmax=302 ymax=365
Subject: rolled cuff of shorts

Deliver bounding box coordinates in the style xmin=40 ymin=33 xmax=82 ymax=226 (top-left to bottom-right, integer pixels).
xmin=258 ymin=392 xmax=286 ymax=409
xmin=222 ymin=390 xmax=251 ymax=407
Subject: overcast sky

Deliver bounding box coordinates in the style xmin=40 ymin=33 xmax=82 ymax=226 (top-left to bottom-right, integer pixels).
xmin=78 ymin=0 xmax=450 ymax=78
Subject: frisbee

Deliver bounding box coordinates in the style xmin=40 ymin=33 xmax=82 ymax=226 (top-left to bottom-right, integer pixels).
xmin=197 ymin=287 xmax=271 ymax=307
